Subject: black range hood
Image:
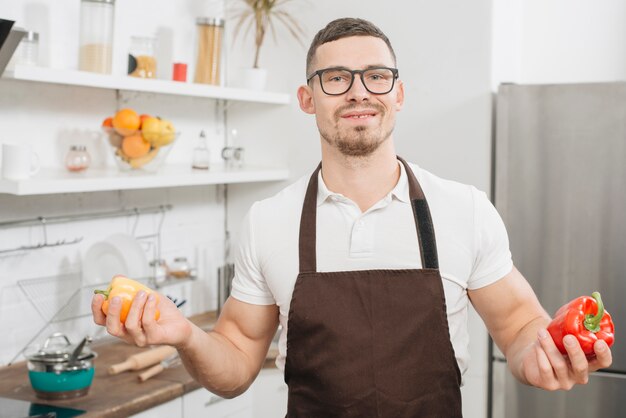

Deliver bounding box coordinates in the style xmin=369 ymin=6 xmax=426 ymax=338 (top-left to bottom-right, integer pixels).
xmin=0 ymin=19 xmax=26 ymax=77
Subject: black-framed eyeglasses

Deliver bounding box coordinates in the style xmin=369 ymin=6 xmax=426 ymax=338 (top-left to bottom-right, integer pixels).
xmin=306 ymin=66 xmax=399 ymax=96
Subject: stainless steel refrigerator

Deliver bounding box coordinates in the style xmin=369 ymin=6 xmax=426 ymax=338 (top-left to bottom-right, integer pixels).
xmin=490 ymin=82 xmax=626 ymax=418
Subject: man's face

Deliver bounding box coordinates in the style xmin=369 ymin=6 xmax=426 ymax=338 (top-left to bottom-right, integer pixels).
xmin=298 ymin=36 xmax=404 ymax=158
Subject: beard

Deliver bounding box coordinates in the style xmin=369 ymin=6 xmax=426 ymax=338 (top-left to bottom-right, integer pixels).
xmin=319 ymin=104 xmax=395 ymax=158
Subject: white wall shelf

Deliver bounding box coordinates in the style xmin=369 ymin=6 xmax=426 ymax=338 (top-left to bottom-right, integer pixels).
xmin=0 ymin=164 xmax=289 ymax=196
xmin=3 ymin=66 xmax=291 ymax=105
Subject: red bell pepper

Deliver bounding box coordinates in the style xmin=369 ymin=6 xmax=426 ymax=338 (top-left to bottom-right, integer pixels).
xmin=547 ymin=291 xmax=615 ymax=357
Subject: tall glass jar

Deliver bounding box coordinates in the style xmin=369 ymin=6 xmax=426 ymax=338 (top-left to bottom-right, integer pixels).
xmin=78 ymin=0 xmax=115 ymax=74
xmin=6 ymin=31 xmax=39 ymax=70
xmin=20 ymin=31 xmax=40 ymax=66
xmin=194 ymin=17 xmax=224 ymax=85
xmin=128 ymin=36 xmax=157 ymax=78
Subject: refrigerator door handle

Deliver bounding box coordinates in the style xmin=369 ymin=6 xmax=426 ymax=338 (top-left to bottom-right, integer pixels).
xmin=592 ymin=370 xmax=626 ymax=380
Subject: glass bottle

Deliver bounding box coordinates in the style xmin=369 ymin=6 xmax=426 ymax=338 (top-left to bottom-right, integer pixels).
xmin=194 ymin=17 xmax=224 ymax=85
xmin=20 ymin=32 xmax=40 ymax=66
xmin=128 ymin=36 xmax=157 ymax=78
xmin=65 ymin=145 xmax=91 ymax=172
xmin=78 ymin=0 xmax=115 ymax=74
xmin=192 ymin=130 xmax=211 ymax=170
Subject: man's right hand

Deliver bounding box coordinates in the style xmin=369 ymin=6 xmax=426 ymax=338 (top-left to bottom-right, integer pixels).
xmin=91 ymin=290 xmax=193 ymax=349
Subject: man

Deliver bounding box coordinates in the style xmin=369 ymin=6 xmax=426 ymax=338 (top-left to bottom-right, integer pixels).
xmin=92 ymin=18 xmax=613 ymax=417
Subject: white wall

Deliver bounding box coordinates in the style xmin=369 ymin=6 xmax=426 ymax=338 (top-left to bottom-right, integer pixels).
xmin=492 ymin=0 xmax=626 ymax=88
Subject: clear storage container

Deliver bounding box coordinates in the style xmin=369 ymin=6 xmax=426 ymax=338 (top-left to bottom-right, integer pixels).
xmin=194 ymin=17 xmax=224 ymax=85
xmin=7 ymin=30 xmax=39 ymax=70
xmin=65 ymin=145 xmax=91 ymax=172
xmin=78 ymin=0 xmax=115 ymax=74
xmin=128 ymin=36 xmax=157 ymax=78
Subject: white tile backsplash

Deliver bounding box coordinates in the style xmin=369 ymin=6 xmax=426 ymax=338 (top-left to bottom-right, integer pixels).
xmin=0 ymin=186 xmax=227 ymax=365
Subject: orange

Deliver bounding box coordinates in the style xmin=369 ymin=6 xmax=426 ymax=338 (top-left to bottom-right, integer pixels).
xmin=121 ymin=135 xmax=151 ymax=158
xmin=102 ymin=116 xmax=113 ymax=127
xmin=113 ymin=108 xmax=141 ymax=136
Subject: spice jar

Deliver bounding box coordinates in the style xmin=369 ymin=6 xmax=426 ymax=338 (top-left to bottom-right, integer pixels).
xmin=172 ymin=62 xmax=187 ymax=82
xmin=128 ymin=36 xmax=157 ymax=78
xmin=65 ymin=145 xmax=91 ymax=172
xmin=78 ymin=0 xmax=115 ymax=74
xmin=194 ymin=17 xmax=224 ymax=85
xmin=168 ymin=257 xmax=191 ymax=279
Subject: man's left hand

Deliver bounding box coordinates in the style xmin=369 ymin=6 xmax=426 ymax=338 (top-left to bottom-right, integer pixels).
xmin=521 ymin=328 xmax=613 ymax=390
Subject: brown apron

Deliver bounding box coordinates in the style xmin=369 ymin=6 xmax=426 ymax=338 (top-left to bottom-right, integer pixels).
xmin=284 ymin=157 xmax=462 ymax=417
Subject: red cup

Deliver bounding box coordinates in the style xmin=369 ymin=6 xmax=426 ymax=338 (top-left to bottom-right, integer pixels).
xmin=173 ymin=63 xmax=187 ymax=82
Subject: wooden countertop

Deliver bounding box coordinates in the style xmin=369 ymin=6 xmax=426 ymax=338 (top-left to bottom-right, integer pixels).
xmin=0 ymin=311 xmax=278 ymax=418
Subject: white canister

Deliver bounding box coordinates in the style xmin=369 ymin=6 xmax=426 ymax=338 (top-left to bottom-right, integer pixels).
xmin=1 ymin=143 xmax=40 ymax=180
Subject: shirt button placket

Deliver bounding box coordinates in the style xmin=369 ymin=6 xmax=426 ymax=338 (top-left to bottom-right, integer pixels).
xmin=350 ymin=217 xmax=369 ymax=255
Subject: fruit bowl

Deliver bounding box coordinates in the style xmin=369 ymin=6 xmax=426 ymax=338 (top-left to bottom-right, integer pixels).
xmin=102 ymin=109 xmax=179 ymax=172
xmin=103 ymin=127 xmax=179 ymax=172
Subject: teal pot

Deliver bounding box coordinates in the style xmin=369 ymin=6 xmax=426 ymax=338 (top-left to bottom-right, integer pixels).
xmin=24 ymin=333 xmax=97 ymax=400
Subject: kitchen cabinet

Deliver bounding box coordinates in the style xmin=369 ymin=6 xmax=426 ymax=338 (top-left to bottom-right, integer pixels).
xmin=124 ymin=368 xmax=285 ymax=418
xmin=183 ymin=386 xmax=253 ymax=418
xmin=129 ymin=397 xmax=183 ymax=418
xmin=250 ymin=368 xmax=288 ymax=418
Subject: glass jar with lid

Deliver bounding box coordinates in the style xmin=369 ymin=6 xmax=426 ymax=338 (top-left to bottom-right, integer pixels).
xmin=194 ymin=17 xmax=224 ymax=85
xmin=78 ymin=0 xmax=115 ymax=74
xmin=168 ymin=257 xmax=191 ymax=279
xmin=8 ymin=31 xmax=39 ymax=68
xmin=128 ymin=36 xmax=157 ymax=78
xmin=65 ymin=145 xmax=91 ymax=172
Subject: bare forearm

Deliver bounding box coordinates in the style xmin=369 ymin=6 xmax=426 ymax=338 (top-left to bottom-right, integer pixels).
xmin=177 ymin=324 xmax=255 ymax=398
xmin=505 ymin=314 xmax=551 ymax=384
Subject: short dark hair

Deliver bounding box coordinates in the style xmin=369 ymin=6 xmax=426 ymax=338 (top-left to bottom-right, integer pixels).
xmin=306 ymin=18 xmax=397 ymax=76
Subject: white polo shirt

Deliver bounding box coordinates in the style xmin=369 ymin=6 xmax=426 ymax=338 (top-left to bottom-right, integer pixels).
xmin=231 ymin=161 xmax=513 ymax=377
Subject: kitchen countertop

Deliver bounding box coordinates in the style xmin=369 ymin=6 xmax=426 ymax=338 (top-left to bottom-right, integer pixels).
xmin=0 ymin=311 xmax=278 ymax=418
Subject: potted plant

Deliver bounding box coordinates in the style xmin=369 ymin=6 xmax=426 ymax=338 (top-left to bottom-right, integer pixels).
xmin=232 ymin=0 xmax=305 ymax=90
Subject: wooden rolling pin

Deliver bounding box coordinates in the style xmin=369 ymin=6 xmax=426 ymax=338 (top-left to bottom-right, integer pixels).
xmin=138 ymin=353 xmax=181 ymax=382
xmin=108 ymin=345 xmax=177 ymax=375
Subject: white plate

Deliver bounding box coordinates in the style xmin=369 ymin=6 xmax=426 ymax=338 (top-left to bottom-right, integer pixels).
xmin=82 ymin=233 xmax=149 ymax=285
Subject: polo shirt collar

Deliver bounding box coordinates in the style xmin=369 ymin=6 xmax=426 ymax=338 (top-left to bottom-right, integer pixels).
xmin=316 ymin=160 xmax=411 ymax=206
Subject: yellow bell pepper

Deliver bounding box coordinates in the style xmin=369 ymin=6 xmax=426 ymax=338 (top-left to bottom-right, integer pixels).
xmin=94 ymin=275 xmax=160 ymax=323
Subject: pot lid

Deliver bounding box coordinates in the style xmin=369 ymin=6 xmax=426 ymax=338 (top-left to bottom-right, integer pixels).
xmin=24 ymin=332 xmax=95 ymax=363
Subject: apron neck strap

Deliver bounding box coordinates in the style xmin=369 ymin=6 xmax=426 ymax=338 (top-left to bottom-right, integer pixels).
xmin=299 ymin=163 xmax=321 ymax=274
xmin=298 ymin=157 xmax=439 ymax=273
xmin=398 ymin=156 xmax=440 ymax=270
